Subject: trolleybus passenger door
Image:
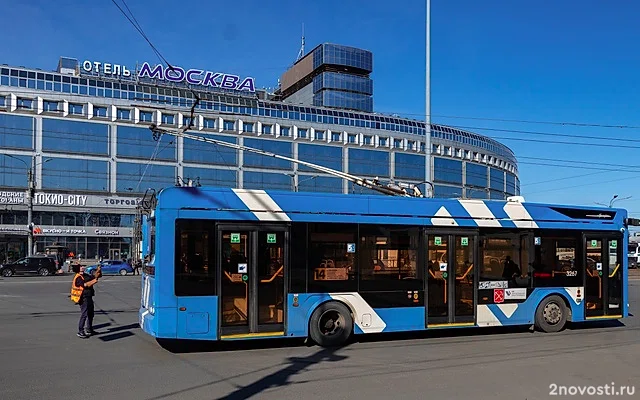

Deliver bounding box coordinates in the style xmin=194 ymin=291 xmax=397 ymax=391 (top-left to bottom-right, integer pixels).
xmin=218 ymin=225 xmax=287 ymax=337
xmin=427 ymin=233 xmax=477 ymax=326
xmin=584 ymin=236 xmax=623 ymax=318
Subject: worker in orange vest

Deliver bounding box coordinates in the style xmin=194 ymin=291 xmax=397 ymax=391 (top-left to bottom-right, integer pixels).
xmin=70 ymin=263 xmax=101 ymax=338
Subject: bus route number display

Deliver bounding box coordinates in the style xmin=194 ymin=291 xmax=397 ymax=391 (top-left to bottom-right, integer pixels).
xmin=314 ymin=268 xmax=348 ymax=281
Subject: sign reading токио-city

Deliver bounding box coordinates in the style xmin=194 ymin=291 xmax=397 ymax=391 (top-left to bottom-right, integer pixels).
xmin=0 ymin=191 xmax=141 ymax=209
xmin=81 ymin=59 xmax=256 ymax=93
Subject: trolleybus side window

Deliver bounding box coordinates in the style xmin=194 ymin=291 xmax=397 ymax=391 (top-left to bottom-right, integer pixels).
xmin=479 ymin=234 xmax=530 ymax=289
xmin=143 ymin=217 xmax=156 ymax=276
xmin=289 ymin=222 xmax=308 ymax=293
xmin=532 ymin=233 xmax=582 ymax=287
xmin=358 ymin=225 xmax=421 ymax=288
xmin=174 ymin=219 xmax=216 ymax=296
xmin=307 ymin=223 xmax=358 ymax=293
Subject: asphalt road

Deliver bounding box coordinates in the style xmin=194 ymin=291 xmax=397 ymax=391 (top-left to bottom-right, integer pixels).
xmin=0 ymin=274 xmax=638 ymax=400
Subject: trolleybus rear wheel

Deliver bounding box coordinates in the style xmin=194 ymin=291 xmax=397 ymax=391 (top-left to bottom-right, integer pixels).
xmin=534 ymin=295 xmax=567 ymax=333
xmin=309 ymin=301 xmax=353 ymax=347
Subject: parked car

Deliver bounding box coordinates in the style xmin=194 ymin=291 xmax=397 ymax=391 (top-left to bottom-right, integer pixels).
xmin=0 ymin=256 xmax=58 ymax=277
xmin=84 ymin=260 xmax=133 ymax=276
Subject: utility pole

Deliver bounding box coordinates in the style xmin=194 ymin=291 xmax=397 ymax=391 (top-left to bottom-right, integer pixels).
xmin=3 ymin=154 xmax=38 ymax=256
xmin=424 ymin=0 xmax=432 ymax=197
xmin=27 ymin=165 xmax=35 ymax=256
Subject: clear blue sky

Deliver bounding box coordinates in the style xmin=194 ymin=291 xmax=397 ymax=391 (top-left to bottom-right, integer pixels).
xmin=2 ymin=0 xmax=640 ymax=213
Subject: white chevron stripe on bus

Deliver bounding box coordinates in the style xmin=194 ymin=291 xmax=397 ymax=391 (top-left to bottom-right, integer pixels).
xmin=329 ymin=292 xmax=387 ymax=333
xmin=232 ymin=189 xmax=291 ymax=222
xmin=458 ymin=200 xmax=502 ymax=227
xmin=431 ymin=206 xmax=459 ymax=226
xmin=503 ymin=202 xmax=538 ymax=228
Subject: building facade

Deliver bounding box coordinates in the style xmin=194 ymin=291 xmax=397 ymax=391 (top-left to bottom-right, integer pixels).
xmin=280 ymin=43 xmax=374 ymax=112
xmin=0 ymin=46 xmax=519 ymax=263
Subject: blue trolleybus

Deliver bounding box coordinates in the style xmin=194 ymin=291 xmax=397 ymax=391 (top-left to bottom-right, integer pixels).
xmin=139 ymin=186 xmax=631 ymax=347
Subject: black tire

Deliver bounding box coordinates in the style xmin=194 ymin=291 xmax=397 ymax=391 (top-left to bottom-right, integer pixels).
xmin=1 ymin=268 xmax=13 ymax=277
xmin=119 ymin=269 xmax=128 ymax=276
xmin=309 ymin=301 xmax=353 ymax=347
xmin=534 ymin=295 xmax=567 ymax=333
xmin=38 ymin=267 xmax=50 ymax=276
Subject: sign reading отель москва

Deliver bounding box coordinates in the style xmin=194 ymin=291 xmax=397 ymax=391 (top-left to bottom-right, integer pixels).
xmin=81 ymin=59 xmax=256 ymax=93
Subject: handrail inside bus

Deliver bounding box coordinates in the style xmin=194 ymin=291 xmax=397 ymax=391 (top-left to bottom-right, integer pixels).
xmin=261 ymin=266 xmax=284 ymax=283
xmin=456 ymin=264 xmax=474 ymax=280
xmin=609 ymin=264 xmax=620 ymax=278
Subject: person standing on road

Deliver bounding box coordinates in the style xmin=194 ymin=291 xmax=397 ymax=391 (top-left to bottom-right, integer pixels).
xmin=133 ymin=259 xmax=141 ymax=275
xmin=70 ymin=264 xmax=101 ymax=339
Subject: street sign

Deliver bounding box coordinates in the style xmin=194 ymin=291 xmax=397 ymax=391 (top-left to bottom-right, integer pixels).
xmin=231 ymin=233 xmax=240 ymax=243
xmin=434 ymin=236 xmax=442 ymax=246
xmin=267 ymin=233 xmax=276 ymax=244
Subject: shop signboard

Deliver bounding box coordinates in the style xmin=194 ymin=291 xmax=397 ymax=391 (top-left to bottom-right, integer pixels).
xmin=0 ymin=191 xmax=141 ymax=209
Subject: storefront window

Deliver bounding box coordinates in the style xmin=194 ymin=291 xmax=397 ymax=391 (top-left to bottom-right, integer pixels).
xmin=35 ymin=237 xmax=131 ymax=262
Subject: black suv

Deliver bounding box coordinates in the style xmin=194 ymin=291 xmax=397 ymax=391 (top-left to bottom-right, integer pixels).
xmin=0 ymin=256 xmax=58 ymax=277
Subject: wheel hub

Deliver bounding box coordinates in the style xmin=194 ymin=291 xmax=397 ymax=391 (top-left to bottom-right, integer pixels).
xmin=319 ymin=310 xmax=344 ymax=337
xmin=544 ymin=302 xmax=562 ymax=325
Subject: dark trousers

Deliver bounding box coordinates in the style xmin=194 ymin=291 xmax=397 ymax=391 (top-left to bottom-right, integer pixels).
xmin=78 ymin=297 xmax=94 ymax=333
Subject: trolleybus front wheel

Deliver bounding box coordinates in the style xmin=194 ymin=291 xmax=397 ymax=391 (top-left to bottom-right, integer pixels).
xmin=309 ymin=301 xmax=353 ymax=347
xmin=534 ymin=295 xmax=567 ymax=333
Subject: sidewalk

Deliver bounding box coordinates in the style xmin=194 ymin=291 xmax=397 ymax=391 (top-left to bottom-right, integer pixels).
xmin=630 ymin=268 xmax=640 ymax=280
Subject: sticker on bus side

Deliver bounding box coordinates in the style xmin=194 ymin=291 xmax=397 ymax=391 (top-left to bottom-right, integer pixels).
xmin=504 ymin=288 xmax=527 ymax=300
xmin=493 ymin=289 xmax=504 ymax=303
xmin=479 ymin=280 xmax=508 ymax=289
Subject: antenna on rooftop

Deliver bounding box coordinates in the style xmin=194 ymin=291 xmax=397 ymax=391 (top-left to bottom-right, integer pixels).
xmin=296 ymin=23 xmax=305 ymax=62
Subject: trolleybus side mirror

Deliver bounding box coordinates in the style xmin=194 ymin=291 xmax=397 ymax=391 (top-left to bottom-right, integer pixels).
xmin=625 ymin=218 xmax=640 ymax=226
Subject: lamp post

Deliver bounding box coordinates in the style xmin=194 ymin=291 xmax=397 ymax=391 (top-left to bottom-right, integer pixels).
xmin=2 ymin=154 xmax=52 ymax=256
xmin=425 ymin=0 xmax=432 ymax=191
